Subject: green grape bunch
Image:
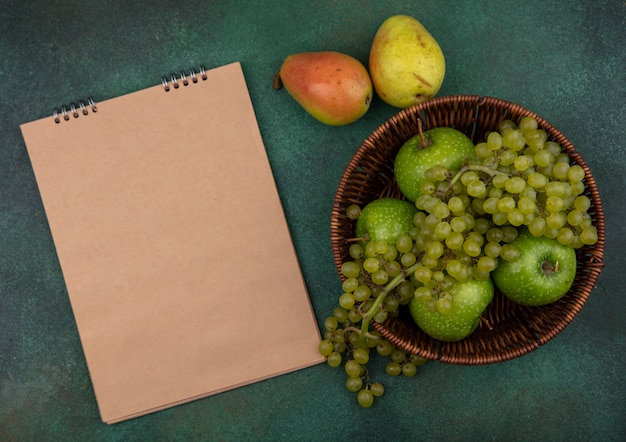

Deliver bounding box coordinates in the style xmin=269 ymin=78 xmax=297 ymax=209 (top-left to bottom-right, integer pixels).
xmin=320 ymin=116 xmax=599 ymax=407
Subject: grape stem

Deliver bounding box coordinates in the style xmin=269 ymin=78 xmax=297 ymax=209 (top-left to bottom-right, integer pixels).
xmin=441 ymin=163 xmax=507 ymax=199
xmin=359 ymin=262 xmax=421 ymax=347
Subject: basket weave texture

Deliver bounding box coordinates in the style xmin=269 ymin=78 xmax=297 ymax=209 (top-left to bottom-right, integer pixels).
xmin=330 ymin=95 xmax=605 ymax=365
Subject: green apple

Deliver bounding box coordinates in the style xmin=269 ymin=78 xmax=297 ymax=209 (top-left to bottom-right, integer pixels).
xmin=355 ymin=197 xmax=417 ymax=244
xmin=409 ymin=278 xmax=494 ymax=342
xmin=394 ymin=127 xmax=475 ymax=202
xmin=492 ymin=230 xmax=577 ymax=306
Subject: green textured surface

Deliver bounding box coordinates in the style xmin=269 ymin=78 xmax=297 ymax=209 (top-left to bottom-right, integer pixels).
xmin=1 ymin=1 xmax=624 ymax=440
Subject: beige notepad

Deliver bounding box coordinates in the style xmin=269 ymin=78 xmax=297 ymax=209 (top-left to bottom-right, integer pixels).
xmin=20 ymin=61 xmax=324 ymax=424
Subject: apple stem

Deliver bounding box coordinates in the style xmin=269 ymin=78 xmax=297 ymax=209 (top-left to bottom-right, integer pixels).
xmin=542 ymin=260 xmax=559 ymax=274
xmin=359 ymin=262 xmax=421 ymax=348
xmin=272 ymin=72 xmax=283 ymax=90
xmin=417 ymin=119 xmax=431 ymax=149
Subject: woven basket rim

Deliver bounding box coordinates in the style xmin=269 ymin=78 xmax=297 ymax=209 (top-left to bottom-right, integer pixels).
xmin=330 ymin=94 xmax=605 ymax=365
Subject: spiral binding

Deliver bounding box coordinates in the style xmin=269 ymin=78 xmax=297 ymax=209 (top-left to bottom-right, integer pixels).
xmin=161 ymin=65 xmax=208 ymax=92
xmin=53 ymin=97 xmax=97 ymax=124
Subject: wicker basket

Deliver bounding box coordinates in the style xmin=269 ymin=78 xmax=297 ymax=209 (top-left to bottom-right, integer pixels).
xmin=330 ymin=95 xmax=605 ymax=365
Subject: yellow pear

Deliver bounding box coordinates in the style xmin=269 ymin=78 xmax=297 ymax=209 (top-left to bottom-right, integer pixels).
xmin=275 ymin=51 xmax=373 ymax=126
xmin=369 ymin=15 xmax=445 ymax=108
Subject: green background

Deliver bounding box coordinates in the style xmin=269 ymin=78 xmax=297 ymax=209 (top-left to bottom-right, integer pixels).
xmin=1 ymin=1 xmax=624 ymax=440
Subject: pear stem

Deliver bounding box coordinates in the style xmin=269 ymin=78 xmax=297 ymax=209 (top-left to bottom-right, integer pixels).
xmin=272 ymin=72 xmax=282 ymax=90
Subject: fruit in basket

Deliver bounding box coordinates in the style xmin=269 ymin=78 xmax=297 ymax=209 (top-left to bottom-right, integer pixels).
xmin=355 ymin=198 xmax=417 ymax=244
xmin=409 ymin=277 xmax=494 ymax=341
xmin=492 ymin=230 xmax=577 ymax=306
xmin=394 ymin=126 xmax=474 ymax=202
xmin=274 ymin=51 xmax=373 ymax=126
xmin=369 ymin=15 xmax=445 ymax=108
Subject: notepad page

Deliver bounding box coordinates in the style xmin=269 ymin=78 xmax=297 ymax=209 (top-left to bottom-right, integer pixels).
xmin=20 ymin=62 xmax=324 ymax=424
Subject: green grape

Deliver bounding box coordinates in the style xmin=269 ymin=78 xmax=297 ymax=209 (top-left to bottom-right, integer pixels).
xmin=384 ymin=296 xmax=400 ymax=314
xmin=544 ymin=227 xmax=558 ymax=239
xmin=324 ymin=316 xmax=338 ymax=331
xmin=373 ymin=308 xmax=388 ymax=323
xmin=545 ymin=181 xmax=571 ymax=198
xmin=491 ymin=172 xmax=514 ymax=189
xmin=363 ymin=257 xmax=380 ymax=273
xmin=501 ymin=225 xmax=519 ymax=242
xmin=482 ymin=197 xmax=499 ymax=214
xmin=402 ymin=362 xmax=418 ymax=377
xmin=420 ymin=180 xmax=436 ymax=195
xmin=450 ymin=216 xmax=467 ymax=232
xmin=487 ymin=131 xmax=503 ymax=150
xmin=371 ymin=269 xmax=389 ymax=285
xmin=345 ymin=359 xmax=362 ymax=377
xmin=471 ymin=197 xmax=486 ymax=215
xmin=386 ymin=260 xmax=402 ymax=277
xmin=552 ymin=162 xmax=570 ymax=180
xmin=390 ymin=349 xmax=406 ymax=363
xmin=346 ymin=204 xmax=361 ymax=220
xmin=318 ymin=339 xmax=334 ymax=356
xmin=505 ymin=176 xmax=526 ymax=194
xmin=485 ymin=227 xmax=503 ymax=243
xmin=567 ymin=209 xmax=584 ymax=226
xmin=448 ymin=196 xmax=465 ymax=214
xmin=533 ymin=150 xmax=553 ymax=168
xmin=396 ymin=234 xmax=413 ymax=253
xmin=580 ymin=226 xmax=598 ymax=245
xmin=342 ymin=277 xmax=359 ymax=293
xmin=557 ymin=227 xmax=575 ymax=246
xmin=400 ymin=252 xmax=417 ymax=267
xmin=426 ymin=164 xmax=449 ymax=182
xmin=370 ymin=383 xmax=385 ymax=397
xmin=574 ymin=195 xmax=591 ymax=212
xmin=333 ymin=307 xmax=349 ymax=323
xmin=475 ymin=141 xmax=490 ymax=157
xmin=571 ymin=181 xmax=585 ymax=196
xmin=421 ymin=255 xmax=439 ymax=269
xmin=497 ymin=196 xmax=516 ymax=213
xmin=338 ymin=292 xmax=356 ymax=310
xmin=374 ymin=241 xmax=389 ymax=255
xmin=414 ymin=286 xmax=432 ymax=301
xmin=435 ymin=295 xmax=453 ymax=314
xmin=513 ymin=155 xmax=533 ymax=172
xmin=492 ymin=211 xmax=508 ymax=226
xmin=353 ymin=285 xmax=371 ymax=302
xmin=397 ymin=281 xmax=415 ymax=304
xmin=460 ymin=212 xmax=476 ymax=231
xmin=499 ymin=150 xmax=518 ymax=167
xmin=567 ymin=164 xmax=585 ymax=182
xmin=353 ymin=348 xmax=370 ymax=365
xmin=545 ymin=141 xmax=562 ymax=156
xmin=463 ymin=238 xmax=482 ymax=257
xmin=499 ymin=119 xmax=518 ymax=133
xmin=385 ymin=361 xmax=402 ymax=376
xmin=345 ymin=376 xmax=363 ymax=392
xmin=327 ymin=351 xmax=342 ymax=367
xmin=432 ymin=271 xmax=445 ymax=282
xmin=555 ymin=152 xmax=570 ymax=164
xmin=357 ymin=389 xmax=375 ymax=408
xmin=434 ymin=221 xmax=452 ymax=239
xmin=445 ymin=231 xmax=465 ymax=249
xmin=483 ymin=241 xmax=501 ymax=258
xmin=460 ymin=170 xmax=479 ymax=186
xmin=467 ymin=180 xmax=488 ymax=198
xmin=473 ymin=218 xmax=491 ymax=235
xmin=517 ymin=196 xmax=537 ymax=214
xmin=545 ymin=196 xmax=564 ymax=212
xmin=546 ymin=212 xmax=567 ymax=230
xmin=519 ymin=116 xmax=538 ymax=131
xmin=477 ymin=256 xmax=498 ymax=272
xmin=507 ymin=209 xmax=525 ymax=226
xmin=433 ymin=201 xmax=451 ymax=219
xmin=341 ymin=261 xmax=361 ymax=279
xmin=413 ymin=211 xmax=427 ymax=227
xmin=500 ymin=244 xmax=520 ymax=261
xmin=349 ymin=243 xmax=364 ymax=259
xmin=489 ymin=187 xmax=504 ymax=199
xmin=376 ymin=339 xmax=393 ymax=356
xmin=503 ymin=129 xmax=526 ymax=151
xmin=348 ymin=308 xmax=362 ymax=323
xmin=365 ymin=241 xmax=378 ymax=257
xmin=426 ymin=241 xmax=445 ymax=259
xmin=413 ymin=265 xmax=432 ymax=284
